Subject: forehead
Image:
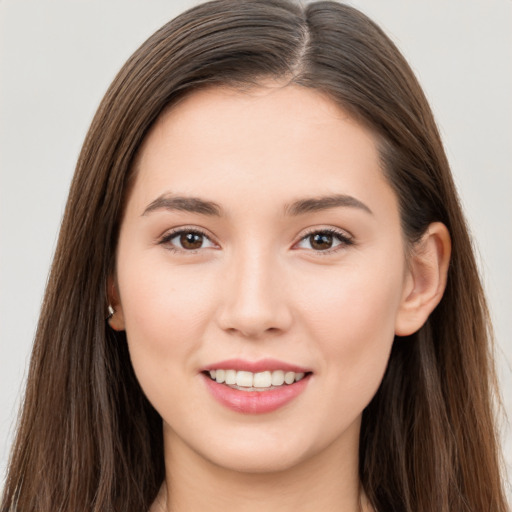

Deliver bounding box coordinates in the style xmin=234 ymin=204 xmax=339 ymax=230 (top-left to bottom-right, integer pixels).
xmin=128 ymin=84 xmax=397 ymax=219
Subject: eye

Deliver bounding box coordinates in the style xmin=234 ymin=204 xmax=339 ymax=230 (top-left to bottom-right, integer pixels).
xmin=159 ymin=228 xmax=216 ymax=252
xmin=295 ymin=228 xmax=353 ymax=253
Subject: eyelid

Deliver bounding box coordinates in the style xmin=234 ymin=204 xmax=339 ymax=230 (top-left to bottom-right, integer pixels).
xmin=158 ymin=225 xmax=219 ymax=253
xmin=293 ymin=226 xmax=354 ymax=255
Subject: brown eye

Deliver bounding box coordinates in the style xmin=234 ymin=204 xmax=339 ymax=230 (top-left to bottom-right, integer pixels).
xmin=180 ymin=232 xmax=204 ymax=250
xmin=296 ymin=229 xmax=353 ymax=253
xmin=309 ymin=233 xmax=334 ymax=250
xmin=161 ymin=229 xmax=216 ymax=252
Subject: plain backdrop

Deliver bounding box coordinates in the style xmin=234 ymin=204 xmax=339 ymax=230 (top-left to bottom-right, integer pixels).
xmin=1 ymin=0 xmax=511 ymax=495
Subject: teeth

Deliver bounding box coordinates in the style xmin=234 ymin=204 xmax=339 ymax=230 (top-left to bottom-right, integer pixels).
xmin=271 ymin=370 xmax=285 ymax=386
xmin=253 ymin=371 xmax=272 ymax=388
xmin=284 ymin=372 xmax=295 ymax=385
xmin=236 ymin=371 xmax=253 ymax=387
xmin=211 ymin=369 xmax=307 ymax=388
xmin=225 ymin=369 xmax=236 ymax=385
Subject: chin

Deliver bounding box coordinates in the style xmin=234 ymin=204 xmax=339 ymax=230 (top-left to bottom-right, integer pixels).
xmin=206 ymin=445 xmax=309 ymax=474
xmin=185 ymin=425 xmax=322 ymax=475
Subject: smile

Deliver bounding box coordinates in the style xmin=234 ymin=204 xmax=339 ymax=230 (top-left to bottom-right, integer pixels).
xmin=206 ymin=369 xmax=307 ymax=391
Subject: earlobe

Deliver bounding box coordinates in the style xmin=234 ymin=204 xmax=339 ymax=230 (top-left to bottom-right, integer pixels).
xmin=395 ymin=222 xmax=451 ymax=336
xmin=107 ymin=276 xmax=126 ymax=331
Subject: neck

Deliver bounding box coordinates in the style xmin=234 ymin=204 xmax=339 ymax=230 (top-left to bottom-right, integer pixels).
xmin=153 ymin=419 xmax=370 ymax=512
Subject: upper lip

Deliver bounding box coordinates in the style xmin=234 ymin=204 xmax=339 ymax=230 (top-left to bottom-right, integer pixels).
xmin=202 ymin=358 xmax=311 ymax=374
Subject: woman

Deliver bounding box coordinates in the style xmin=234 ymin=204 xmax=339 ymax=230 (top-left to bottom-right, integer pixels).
xmin=1 ymin=0 xmax=508 ymax=510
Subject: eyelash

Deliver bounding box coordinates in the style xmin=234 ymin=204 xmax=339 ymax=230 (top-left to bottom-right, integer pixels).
xmin=298 ymin=227 xmax=354 ymax=255
xmin=159 ymin=227 xmax=214 ymax=254
xmin=158 ymin=227 xmax=354 ymax=255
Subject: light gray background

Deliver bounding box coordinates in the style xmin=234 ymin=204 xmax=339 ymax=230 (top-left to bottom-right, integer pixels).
xmin=1 ymin=0 xmax=511 ymax=495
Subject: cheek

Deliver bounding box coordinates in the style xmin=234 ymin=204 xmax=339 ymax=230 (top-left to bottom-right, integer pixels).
xmin=296 ymin=256 xmax=404 ymax=399
xmin=115 ymin=253 xmax=218 ymax=407
xmin=118 ymin=255 xmax=215 ymax=346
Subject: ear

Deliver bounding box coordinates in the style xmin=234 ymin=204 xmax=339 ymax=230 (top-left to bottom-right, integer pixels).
xmin=395 ymin=222 xmax=451 ymax=336
xmin=107 ymin=275 xmax=126 ymax=331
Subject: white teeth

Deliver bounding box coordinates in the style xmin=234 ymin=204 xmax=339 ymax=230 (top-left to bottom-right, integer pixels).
xmin=209 ymin=369 xmax=307 ymax=388
xmin=271 ymin=370 xmax=285 ymax=386
xmin=253 ymin=371 xmax=272 ymax=388
xmin=284 ymin=372 xmax=295 ymax=385
xmin=236 ymin=371 xmax=253 ymax=387
xmin=225 ymin=369 xmax=237 ymax=385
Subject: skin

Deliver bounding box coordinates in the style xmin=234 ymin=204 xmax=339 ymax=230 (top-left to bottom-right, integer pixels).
xmin=109 ymin=83 xmax=450 ymax=512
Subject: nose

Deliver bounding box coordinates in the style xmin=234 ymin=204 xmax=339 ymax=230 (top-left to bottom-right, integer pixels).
xmin=216 ymin=249 xmax=293 ymax=339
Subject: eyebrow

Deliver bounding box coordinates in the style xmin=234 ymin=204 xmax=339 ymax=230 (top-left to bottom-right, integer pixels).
xmin=142 ymin=193 xmax=372 ymax=217
xmin=142 ymin=195 xmax=222 ymax=216
xmin=284 ymin=194 xmax=373 ymax=216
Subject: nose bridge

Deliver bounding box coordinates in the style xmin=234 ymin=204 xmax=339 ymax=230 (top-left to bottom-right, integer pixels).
xmin=217 ymin=241 xmax=291 ymax=337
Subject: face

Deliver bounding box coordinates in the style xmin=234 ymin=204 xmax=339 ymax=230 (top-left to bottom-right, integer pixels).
xmin=113 ymin=84 xmax=412 ymax=473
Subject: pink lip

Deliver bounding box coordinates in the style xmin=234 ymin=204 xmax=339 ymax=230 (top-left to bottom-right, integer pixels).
xmin=201 ymin=372 xmax=312 ymax=415
xmin=202 ymin=358 xmax=311 ymax=374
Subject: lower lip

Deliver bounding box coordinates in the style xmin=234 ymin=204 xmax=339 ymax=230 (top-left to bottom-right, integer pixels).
xmin=202 ymin=373 xmax=311 ymax=414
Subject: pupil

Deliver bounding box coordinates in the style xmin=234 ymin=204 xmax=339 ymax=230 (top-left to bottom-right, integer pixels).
xmin=180 ymin=232 xmax=203 ymax=249
xmin=311 ymin=233 xmax=333 ymax=250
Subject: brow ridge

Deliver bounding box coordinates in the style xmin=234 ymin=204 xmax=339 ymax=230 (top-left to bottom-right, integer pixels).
xmin=142 ymin=194 xmax=222 ymax=217
xmin=284 ymin=194 xmax=373 ymax=216
xmin=142 ymin=193 xmax=372 ymax=217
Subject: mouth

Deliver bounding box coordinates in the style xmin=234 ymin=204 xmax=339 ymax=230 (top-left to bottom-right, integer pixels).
xmin=200 ymin=360 xmax=313 ymax=414
xmin=202 ymin=369 xmax=311 ymax=392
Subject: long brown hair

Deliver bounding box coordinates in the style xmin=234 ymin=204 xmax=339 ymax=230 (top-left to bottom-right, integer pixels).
xmin=2 ymin=1 xmax=508 ymax=511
